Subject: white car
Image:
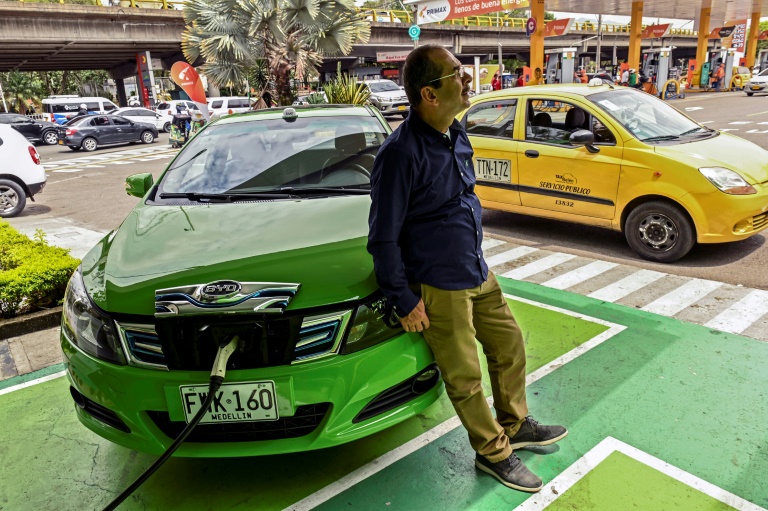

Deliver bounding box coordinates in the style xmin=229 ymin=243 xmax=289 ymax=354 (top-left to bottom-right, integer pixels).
xmin=0 ymin=125 xmax=46 ymax=218
xmin=155 ymin=100 xmax=199 ymax=119
xmin=360 ymin=79 xmax=410 ymax=118
xmin=207 ymin=96 xmax=253 ymax=119
xmin=745 ymin=68 xmax=768 ymax=96
xmin=113 ymin=107 xmax=171 ymax=132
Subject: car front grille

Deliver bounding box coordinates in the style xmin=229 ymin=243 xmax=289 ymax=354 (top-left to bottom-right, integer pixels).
xmin=147 ymin=403 xmax=331 ymax=442
xmin=753 ymin=211 xmax=768 ymax=230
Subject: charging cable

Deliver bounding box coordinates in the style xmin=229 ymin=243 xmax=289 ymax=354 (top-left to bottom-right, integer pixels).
xmin=102 ymin=334 xmax=241 ymax=511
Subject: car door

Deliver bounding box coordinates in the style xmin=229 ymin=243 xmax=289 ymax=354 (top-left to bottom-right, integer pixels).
xmin=462 ymin=98 xmax=521 ymax=206
xmin=90 ymin=116 xmax=118 ymax=144
xmin=110 ymin=116 xmax=136 ymax=143
xmin=8 ymin=115 xmax=39 ymax=141
xmin=516 ymin=97 xmax=623 ymax=221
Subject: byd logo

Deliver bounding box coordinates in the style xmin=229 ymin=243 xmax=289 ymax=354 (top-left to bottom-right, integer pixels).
xmin=201 ymin=281 xmax=242 ymax=297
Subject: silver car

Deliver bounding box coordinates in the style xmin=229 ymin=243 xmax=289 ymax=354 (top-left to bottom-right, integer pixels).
xmin=745 ymin=68 xmax=768 ymax=96
xmin=362 ymin=79 xmax=410 ymax=118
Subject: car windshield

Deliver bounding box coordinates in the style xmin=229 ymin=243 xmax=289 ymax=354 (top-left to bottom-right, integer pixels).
xmin=368 ymin=81 xmax=400 ymax=93
xmin=588 ymin=89 xmax=708 ymax=142
xmin=157 ymin=114 xmax=388 ymax=196
xmin=758 ymin=69 xmax=768 ymax=77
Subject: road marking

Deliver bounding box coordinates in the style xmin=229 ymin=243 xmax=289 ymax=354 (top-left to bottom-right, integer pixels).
xmin=283 ymin=298 xmax=625 ymax=511
xmin=719 ymin=129 xmax=739 ymax=132
xmin=514 ymin=436 xmax=766 ymax=511
xmin=685 ymin=107 xmax=704 ymax=111
xmin=52 ymin=168 xmax=84 ymax=173
xmin=728 ymin=121 xmax=752 ymax=124
xmin=0 ymin=371 xmax=66 ymax=397
xmin=481 ymin=238 xmax=506 ymax=250
xmin=641 ymin=278 xmax=723 ymax=316
xmin=485 ymin=246 xmax=539 ymax=267
xmin=745 ymin=110 xmax=768 ymax=117
xmin=699 ymin=121 xmax=713 ymax=124
xmin=704 ymin=289 xmax=768 ymax=334
xmin=587 ymin=269 xmax=667 ymax=302
xmin=745 ymin=129 xmax=768 ymax=134
xmin=541 ymin=260 xmax=618 ymax=290
xmin=502 ymin=253 xmax=576 ymax=280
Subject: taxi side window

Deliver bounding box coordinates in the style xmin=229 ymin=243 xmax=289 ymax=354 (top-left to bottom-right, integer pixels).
xmin=591 ymin=116 xmax=616 ymax=144
xmin=526 ymin=100 xmax=615 ymax=146
xmin=463 ymin=100 xmax=517 ymax=139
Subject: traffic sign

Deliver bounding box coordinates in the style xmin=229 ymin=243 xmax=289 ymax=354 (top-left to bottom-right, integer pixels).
xmin=526 ymin=17 xmax=537 ymax=37
xmin=408 ymin=25 xmax=421 ymax=40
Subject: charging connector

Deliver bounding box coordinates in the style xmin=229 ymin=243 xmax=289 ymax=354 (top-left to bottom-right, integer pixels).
xmin=102 ymin=334 xmax=241 ymax=511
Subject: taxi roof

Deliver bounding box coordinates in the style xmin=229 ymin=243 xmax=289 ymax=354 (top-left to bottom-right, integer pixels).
xmin=471 ymin=83 xmax=617 ymax=101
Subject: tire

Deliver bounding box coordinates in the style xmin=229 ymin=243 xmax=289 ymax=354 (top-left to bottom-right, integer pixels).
xmin=163 ymin=122 xmax=171 ymax=133
xmin=746 ymin=92 xmax=754 ymax=96
xmin=81 ymin=137 xmax=98 ymax=152
xmin=68 ymin=146 xmax=80 ymax=151
xmin=401 ymin=113 xmax=408 ymax=119
xmin=42 ymin=130 xmax=59 ymax=145
xmin=0 ymin=179 xmax=26 ymax=218
xmin=625 ymin=201 xmax=695 ymax=263
xmin=141 ymin=131 xmax=155 ymax=144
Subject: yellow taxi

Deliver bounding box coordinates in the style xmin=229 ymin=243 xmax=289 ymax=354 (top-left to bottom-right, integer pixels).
xmin=457 ymin=84 xmax=768 ymax=262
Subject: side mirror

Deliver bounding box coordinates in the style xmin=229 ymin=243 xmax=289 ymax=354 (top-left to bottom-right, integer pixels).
xmin=569 ymin=129 xmax=600 ymax=153
xmin=125 ymin=173 xmax=154 ymax=198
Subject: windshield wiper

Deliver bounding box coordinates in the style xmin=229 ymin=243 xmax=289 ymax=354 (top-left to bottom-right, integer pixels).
xmin=167 ymin=149 xmax=207 ymax=171
xmin=269 ymin=186 xmax=370 ymax=195
xmin=678 ymin=127 xmax=708 ymax=136
xmin=159 ymin=192 xmax=294 ymax=201
xmin=641 ymin=135 xmax=680 ymax=142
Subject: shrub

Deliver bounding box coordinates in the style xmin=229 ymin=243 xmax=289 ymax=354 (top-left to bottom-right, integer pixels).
xmin=324 ymin=62 xmax=371 ymax=105
xmin=0 ymin=221 xmax=80 ymax=318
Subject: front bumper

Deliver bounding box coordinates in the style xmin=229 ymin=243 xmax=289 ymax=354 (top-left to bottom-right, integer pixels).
xmin=687 ymin=182 xmax=768 ymax=243
xmin=374 ymin=101 xmax=410 ymax=116
xmin=63 ymin=329 xmax=441 ymax=457
xmin=746 ymin=83 xmax=767 ymax=92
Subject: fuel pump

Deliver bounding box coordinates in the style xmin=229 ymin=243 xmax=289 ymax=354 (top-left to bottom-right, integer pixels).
xmin=708 ymin=48 xmax=735 ymax=88
xmin=544 ymin=48 xmax=577 ymax=84
xmin=640 ymin=47 xmax=672 ymax=93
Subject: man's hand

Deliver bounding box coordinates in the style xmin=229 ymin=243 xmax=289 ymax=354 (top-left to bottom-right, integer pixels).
xmin=399 ymin=299 xmax=430 ymax=333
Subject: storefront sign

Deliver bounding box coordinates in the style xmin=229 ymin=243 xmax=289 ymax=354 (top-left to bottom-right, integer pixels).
xmin=544 ymin=18 xmax=574 ymax=37
xmin=410 ymin=0 xmax=529 ymax=25
xmin=641 ymin=23 xmax=671 ymax=39
xmin=376 ymin=50 xmax=411 ymax=62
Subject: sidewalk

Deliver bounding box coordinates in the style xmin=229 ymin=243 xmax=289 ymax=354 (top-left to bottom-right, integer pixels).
xmin=0 ymin=328 xmax=62 ymax=381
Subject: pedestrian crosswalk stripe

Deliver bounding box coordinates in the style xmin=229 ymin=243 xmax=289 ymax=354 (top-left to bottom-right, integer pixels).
xmin=481 ymin=238 xmax=506 ymax=250
xmin=485 ymin=245 xmax=539 ymax=267
xmin=704 ymin=289 xmax=768 ymax=334
xmin=541 ymin=260 xmax=618 ymax=290
xmin=502 ymin=252 xmax=576 ymax=280
xmin=587 ymin=269 xmax=667 ymax=302
xmin=641 ymin=279 xmax=723 ymax=316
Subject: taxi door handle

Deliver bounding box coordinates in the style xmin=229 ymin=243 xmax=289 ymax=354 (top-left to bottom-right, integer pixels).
xmin=524 ymin=150 xmax=539 ymax=158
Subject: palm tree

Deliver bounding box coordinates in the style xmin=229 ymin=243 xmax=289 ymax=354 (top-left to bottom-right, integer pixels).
xmin=182 ymin=0 xmax=371 ymax=105
xmin=0 ymin=71 xmax=42 ymax=113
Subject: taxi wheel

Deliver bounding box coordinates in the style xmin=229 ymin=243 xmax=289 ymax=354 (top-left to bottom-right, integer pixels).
xmin=746 ymin=92 xmax=754 ymax=96
xmin=625 ymin=201 xmax=695 ymax=263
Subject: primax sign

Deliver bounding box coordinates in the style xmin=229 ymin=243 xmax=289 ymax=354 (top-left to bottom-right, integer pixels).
xmin=407 ymin=0 xmax=529 ymax=25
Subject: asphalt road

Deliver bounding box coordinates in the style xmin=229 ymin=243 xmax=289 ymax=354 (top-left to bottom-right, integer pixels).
xmin=12 ymin=91 xmax=768 ymax=289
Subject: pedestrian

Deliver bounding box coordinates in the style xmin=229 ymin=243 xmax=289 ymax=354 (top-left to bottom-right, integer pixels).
xmin=628 ymin=68 xmax=638 ymax=88
xmin=77 ymin=103 xmax=88 ymax=117
xmin=621 ymin=67 xmax=629 ymax=85
xmin=367 ymin=44 xmax=567 ymax=494
xmin=516 ymin=73 xmax=524 ymax=87
xmin=714 ymin=63 xmax=725 ymax=91
xmin=579 ymin=69 xmax=588 ymax=84
xmin=531 ymin=67 xmax=545 ymax=85
xmin=491 ymin=72 xmax=501 ymax=91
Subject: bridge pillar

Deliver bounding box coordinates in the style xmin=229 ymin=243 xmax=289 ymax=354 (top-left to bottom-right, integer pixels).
xmin=695 ymin=4 xmax=711 ymax=82
xmin=745 ymin=10 xmax=761 ymax=69
xmin=628 ymin=0 xmax=643 ymax=71
xmin=529 ymin=0 xmax=544 ymax=73
xmin=115 ymin=78 xmax=128 ymax=107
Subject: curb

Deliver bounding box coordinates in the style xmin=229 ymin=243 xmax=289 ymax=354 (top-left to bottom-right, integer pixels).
xmin=0 ymin=307 xmax=62 ymax=341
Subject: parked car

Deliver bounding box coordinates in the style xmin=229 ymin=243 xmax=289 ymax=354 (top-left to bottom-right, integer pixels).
xmin=0 ymin=112 xmax=61 ymax=145
xmin=360 ymin=79 xmax=409 ymax=118
xmin=155 ymin=100 xmax=199 ymax=118
xmin=0 ymin=125 xmax=46 ymax=218
xmin=41 ymin=95 xmax=119 ymax=124
xmin=113 ymin=107 xmax=171 ymax=132
xmin=458 ymin=84 xmax=768 ymax=262
xmin=59 ymin=114 xmax=158 ymax=152
xmin=744 ymin=68 xmax=768 ymax=96
xmin=207 ymin=96 xmax=253 ymax=119
xmin=61 ymin=105 xmax=442 ymax=457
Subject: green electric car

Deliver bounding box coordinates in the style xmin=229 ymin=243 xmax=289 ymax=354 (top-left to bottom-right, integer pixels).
xmin=61 ymin=105 xmax=443 ymax=457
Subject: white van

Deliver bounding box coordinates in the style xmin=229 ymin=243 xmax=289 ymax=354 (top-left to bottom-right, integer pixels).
xmin=207 ymin=97 xmax=253 ymax=119
xmin=42 ymin=95 xmax=119 ymax=125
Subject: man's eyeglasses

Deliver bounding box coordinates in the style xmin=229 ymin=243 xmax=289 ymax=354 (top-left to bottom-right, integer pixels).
xmin=425 ymin=70 xmax=461 ymax=86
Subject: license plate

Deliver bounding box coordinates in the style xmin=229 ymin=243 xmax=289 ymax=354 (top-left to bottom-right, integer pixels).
xmin=752 ymin=86 xmax=761 ymax=90
xmin=179 ymin=381 xmax=278 ymax=424
xmin=474 ymin=157 xmax=511 ymax=183
xmin=398 ymin=105 xmax=406 ymax=111
xmin=58 ymin=140 xmax=63 ymax=145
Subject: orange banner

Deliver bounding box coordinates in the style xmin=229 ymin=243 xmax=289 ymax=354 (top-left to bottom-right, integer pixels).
xmin=641 ymin=24 xmax=671 ymax=39
xmin=544 ymin=18 xmax=574 ymax=37
xmin=759 ymin=30 xmax=768 ymax=40
xmin=170 ymin=62 xmax=211 ymax=121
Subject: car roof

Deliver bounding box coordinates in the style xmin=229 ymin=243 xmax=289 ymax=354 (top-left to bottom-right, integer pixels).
xmin=469 ymin=83 xmax=618 ymax=102
xmin=213 ymin=104 xmax=378 ymax=124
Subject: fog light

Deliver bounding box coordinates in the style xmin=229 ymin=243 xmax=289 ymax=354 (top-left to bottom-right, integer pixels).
xmin=411 ymin=366 xmax=440 ymax=394
xmin=733 ymin=218 xmax=751 ymax=234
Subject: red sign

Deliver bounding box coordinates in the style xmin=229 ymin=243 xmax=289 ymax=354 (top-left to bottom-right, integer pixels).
xmin=641 ymin=24 xmax=671 ymax=39
xmin=708 ymin=26 xmax=736 ymax=39
xmin=544 ymin=18 xmax=574 ymax=37
xmin=412 ymin=0 xmax=530 ymax=25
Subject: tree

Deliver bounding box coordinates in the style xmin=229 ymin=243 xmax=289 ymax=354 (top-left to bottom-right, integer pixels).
xmin=0 ymin=71 xmax=42 ymax=113
xmin=182 ymin=0 xmax=371 ymax=105
xmin=755 ymin=20 xmax=768 ymax=60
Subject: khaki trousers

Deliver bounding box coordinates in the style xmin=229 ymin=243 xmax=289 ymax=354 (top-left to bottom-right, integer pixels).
xmin=417 ymin=272 xmax=527 ymax=463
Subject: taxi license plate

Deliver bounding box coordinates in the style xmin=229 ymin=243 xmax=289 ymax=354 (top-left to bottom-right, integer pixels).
xmin=398 ymin=105 xmax=406 ymax=111
xmin=752 ymin=86 xmax=761 ymax=90
xmin=474 ymin=157 xmax=511 ymax=183
xmin=58 ymin=140 xmax=63 ymax=145
xmin=180 ymin=381 xmax=278 ymax=424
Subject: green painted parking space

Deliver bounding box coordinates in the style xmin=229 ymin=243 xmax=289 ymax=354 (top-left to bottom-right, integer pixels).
xmin=1 ymin=277 xmax=766 ymax=510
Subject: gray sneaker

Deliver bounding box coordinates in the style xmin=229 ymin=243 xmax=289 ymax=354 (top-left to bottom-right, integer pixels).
xmin=475 ymin=452 xmax=543 ymax=492
xmin=508 ymin=416 xmax=568 ymax=450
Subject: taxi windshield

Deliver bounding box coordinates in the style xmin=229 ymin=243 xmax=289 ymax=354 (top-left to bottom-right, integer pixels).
xmin=588 ymin=89 xmax=710 ymax=143
xmin=157 ymin=115 xmax=387 ymax=196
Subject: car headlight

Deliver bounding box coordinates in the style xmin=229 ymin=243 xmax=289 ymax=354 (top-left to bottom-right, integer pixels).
xmin=344 ymin=296 xmax=404 ymax=354
xmin=61 ymin=267 xmax=125 ymax=364
xmin=698 ymin=167 xmax=756 ymax=195
xmin=371 ymin=95 xmax=385 ymax=102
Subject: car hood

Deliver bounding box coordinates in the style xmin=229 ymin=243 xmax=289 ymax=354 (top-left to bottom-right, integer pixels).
xmin=654 ymin=132 xmax=768 ymax=184
xmin=371 ymin=90 xmax=407 ymax=99
xmin=81 ymin=195 xmax=377 ymax=316
xmin=748 ymin=75 xmax=768 ymax=83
